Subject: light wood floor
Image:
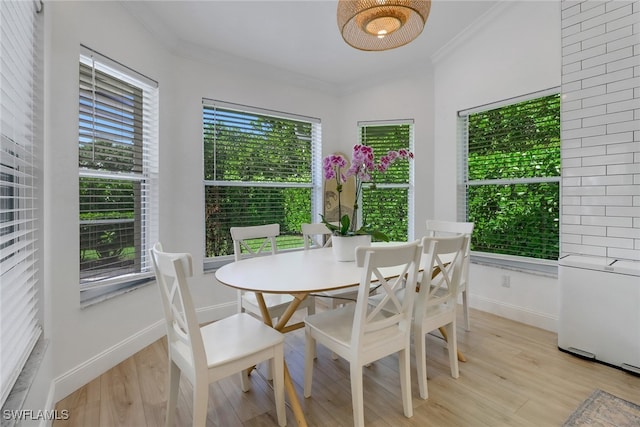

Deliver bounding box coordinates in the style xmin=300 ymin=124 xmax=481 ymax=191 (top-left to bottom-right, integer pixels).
xmin=54 ymin=308 xmax=640 ymax=426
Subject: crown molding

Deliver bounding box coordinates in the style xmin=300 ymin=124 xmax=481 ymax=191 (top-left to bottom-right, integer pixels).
xmin=431 ymin=0 xmax=515 ymax=65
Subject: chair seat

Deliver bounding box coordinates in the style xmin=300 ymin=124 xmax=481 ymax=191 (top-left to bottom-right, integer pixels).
xmin=305 ymin=305 xmax=401 ymax=359
xmin=369 ymin=288 xmax=452 ymax=317
xmin=199 ymin=313 xmax=284 ymax=368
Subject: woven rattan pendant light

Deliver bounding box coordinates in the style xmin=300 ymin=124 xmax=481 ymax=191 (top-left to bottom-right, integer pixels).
xmin=337 ymin=0 xmax=431 ymax=51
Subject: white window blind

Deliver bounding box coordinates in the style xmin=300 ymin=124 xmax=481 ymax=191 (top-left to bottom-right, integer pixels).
xmin=79 ymin=47 xmax=158 ymax=304
xmin=0 ymin=0 xmax=42 ymax=406
xmin=458 ymin=91 xmax=561 ymax=262
xmin=203 ymin=100 xmax=321 ymax=261
xmin=358 ymin=120 xmax=414 ymax=241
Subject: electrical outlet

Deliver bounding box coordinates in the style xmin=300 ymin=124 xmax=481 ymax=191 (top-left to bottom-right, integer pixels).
xmin=501 ymin=275 xmax=511 ymax=288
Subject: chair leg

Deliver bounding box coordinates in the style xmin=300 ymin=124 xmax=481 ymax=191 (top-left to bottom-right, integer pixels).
xmin=264 ymin=316 xmax=277 ymax=380
xmin=350 ymin=363 xmax=365 ymax=427
xmin=272 ymin=348 xmax=287 ymax=427
xmin=192 ymin=378 xmax=209 ymax=427
xmin=462 ymin=289 xmax=471 ymax=331
xmin=303 ymin=329 xmax=315 ymax=398
xmin=330 ymin=299 xmax=340 ymax=360
xmin=446 ymin=321 xmax=459 ymax=378
xmin=399 ymin=347 xmax=413 ymax=418
xmin=414 ymin=326 xmax=428 ymax=400
xmin=264 ymin=361 xmax=274 ymax=381
xmin=165 ymin=361 xmax=181 ymax=427
xmin=240 ymin=369 xmax=251 ymax=392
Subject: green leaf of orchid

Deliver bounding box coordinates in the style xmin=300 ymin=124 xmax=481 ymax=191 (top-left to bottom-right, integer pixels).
xmin=340 ymin=214 xmax=350 ymax=235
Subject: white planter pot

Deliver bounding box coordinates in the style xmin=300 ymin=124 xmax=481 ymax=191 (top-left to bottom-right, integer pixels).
xmin=332 ymin=234 xmax=372 ymax=262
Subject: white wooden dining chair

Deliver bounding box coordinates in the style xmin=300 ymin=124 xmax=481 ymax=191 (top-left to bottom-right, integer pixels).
xmin=301 ymin=223 xmax=360 ymax=312
xmin=230 ymin=224 xmax=316 ymax=322
xmin=414 ymin=234 xmax=467 ymax=399
xmin=302 ymin=222 xmax=333 ymax=250
xmin=426 ymin=219 xmax=475 ymax=330
xmin=303 ymin=241 xmax=422 ymax=427
xmin=150 ymin=242 xmax=286 ymax=427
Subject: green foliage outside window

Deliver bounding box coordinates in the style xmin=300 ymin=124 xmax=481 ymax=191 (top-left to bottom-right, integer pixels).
xmin=360 ymin=123 xmax=412 ymax=241
xmin=465 ymin=94 xmax=560 ymax=260
xmin=362 ymin=188 xmax=409 ymax=242
xmin=203 ymin=106 xmax=315 ymax=257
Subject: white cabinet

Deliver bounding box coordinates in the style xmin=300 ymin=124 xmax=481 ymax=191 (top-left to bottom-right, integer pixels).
xmin=558 ymin=254 xmax=640 ymax=373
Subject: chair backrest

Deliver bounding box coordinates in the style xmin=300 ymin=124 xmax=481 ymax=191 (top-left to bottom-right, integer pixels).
xmin=416 ymin=235 xmax=467 ymax=313
xmin=352 ymin=241 xmax=422 ymax=349
xmin=150 ymin=242 xmax=205 ymax=379
xmin=426 ymin=220 xmax=474 ymax=289
xmin=425 ymin=220 xmax=474 ymax=257
xmin=301 ymin=223 xmax=333 ymax=249
xmin=230 ymin=224 xmax=280 ymax=261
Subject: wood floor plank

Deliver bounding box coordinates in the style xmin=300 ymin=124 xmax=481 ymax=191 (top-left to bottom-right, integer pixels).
xmin=133 ymin=340 xmax=169 ymax=427
xmin=98 ymin=357 xmax=147 ymax=427
xmin=53 ymin=377 xmax=101 ymax=427
xmin=54 ymin=307 xmax=640 ymax=426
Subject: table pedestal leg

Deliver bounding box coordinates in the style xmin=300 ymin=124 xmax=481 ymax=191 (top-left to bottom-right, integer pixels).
xmin=438 ymin=326 xmax=466 ymax=362
xmin=256 ymin=292 xmax=309 ymax=427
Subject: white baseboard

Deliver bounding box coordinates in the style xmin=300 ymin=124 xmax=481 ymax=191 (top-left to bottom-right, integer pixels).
xmin=51 ymin=303 xmax=234 ymax=403
xmin=470 ymin=295 xmax=558 ymax=333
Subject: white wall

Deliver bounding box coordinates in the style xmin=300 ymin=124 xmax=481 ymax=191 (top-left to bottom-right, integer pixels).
xmin=28 ymin=0 xmax=568 ymax=417
xmin=40 ymin=0 xmax=341 ymax=408
xmin=432 ymin=1 xmax=562 ymax=331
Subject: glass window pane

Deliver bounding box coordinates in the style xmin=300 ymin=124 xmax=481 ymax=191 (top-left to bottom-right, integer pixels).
xmin=468 ymin=182 xmax=560 ymax=260
xmin=78 ymin=51 xmax=157 ymax=296
xmin=204 ymin=186 xmax=311 ymax=257
xmin=361 ymin=187 xmax=409 ymax=242
xmin=464 ymin=93 xmax=561 ymax=260
xmin=203 ymin=102 xmax=319 ymax=258
xmin=359 ymin=122 xmax=413 ymax=241
xmin=79 ymin=177 xmax=140 ymax=282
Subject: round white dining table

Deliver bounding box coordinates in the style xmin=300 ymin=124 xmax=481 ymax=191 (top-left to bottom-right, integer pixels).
xmin=216 ymin=246 xmax=386 ymax=294
xmin=214 ymin=244 xmax=464 ymax=427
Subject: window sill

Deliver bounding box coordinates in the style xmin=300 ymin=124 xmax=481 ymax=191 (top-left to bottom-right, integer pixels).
xmin=80 ymin=275 xmax=154 ymax=308
xmin=1 ymin=336 xmax=47 ymax=427
xmin=470 ymin=252 xmax=558 ymax=278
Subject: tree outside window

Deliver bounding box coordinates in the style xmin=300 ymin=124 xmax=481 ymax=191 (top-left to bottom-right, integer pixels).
xmin=203 ymin=101 xmax=321 ymax=259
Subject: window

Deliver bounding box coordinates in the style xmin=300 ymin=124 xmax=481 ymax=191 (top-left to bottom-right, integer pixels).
xmin=0 ymin=0 xmax=42 ymax=407
xmin=359 ymin=120 xmax=414 ymax=242
xmin=79 ymin=47 xmax=158 ymax=304
xmin=203 ymin=100 xmax=321 ymax=264
xmin=458 ymin=91 xmax=561 ymax=264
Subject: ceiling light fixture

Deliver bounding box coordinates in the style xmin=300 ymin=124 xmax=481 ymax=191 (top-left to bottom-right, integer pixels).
xmin=337 ymin=0 xmax=431 ymax=51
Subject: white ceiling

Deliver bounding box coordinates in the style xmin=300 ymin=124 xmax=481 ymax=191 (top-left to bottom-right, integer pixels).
xmin=121 ymin=1 xmax=499 ymax=91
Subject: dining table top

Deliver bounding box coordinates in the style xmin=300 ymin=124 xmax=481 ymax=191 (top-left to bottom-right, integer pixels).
xmin=215 ymin=246 xmax=406 ymax=294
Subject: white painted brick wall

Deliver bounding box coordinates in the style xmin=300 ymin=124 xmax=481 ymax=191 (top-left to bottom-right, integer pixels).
xmin=561 ymin=0 xmax=640 ymax=261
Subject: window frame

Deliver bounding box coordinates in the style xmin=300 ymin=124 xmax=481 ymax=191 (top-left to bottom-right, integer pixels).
xmin=202 ymin=99 xmax=322 ymax=270
xmin=78 ymin=46 xmax=159 ymax=305
xmin=457 ymin=88 xmax=561 ymax=276
xmin=358 ymin=119 xmax=415 ymax=242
